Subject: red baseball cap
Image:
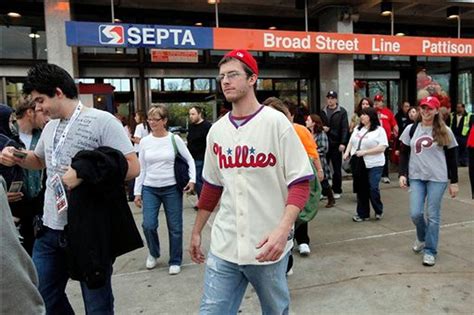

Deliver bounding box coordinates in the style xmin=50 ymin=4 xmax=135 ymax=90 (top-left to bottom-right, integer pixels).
xmin=224 ymin=49 xmax=259 ymax=76
xmin=374 ymin=94 xmax=384 ymax=102
xmin=419 ymin=96 xmax=440 ymax=109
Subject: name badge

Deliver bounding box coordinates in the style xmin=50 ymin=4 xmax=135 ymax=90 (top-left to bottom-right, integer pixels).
xmin=51 ymin=173 xmax=68 ymax=213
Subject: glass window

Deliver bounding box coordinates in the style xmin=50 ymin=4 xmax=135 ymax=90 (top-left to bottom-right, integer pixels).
xmin=274 ymin=80 xmax=297 ymax=91
xmin=0 ymin=25 xmax=33 ymax=59
xmin=5 ymin=80 xmax=24 ymax=107
xmin=458 ymin=71 xmax=473 ymax=112
xmin=193 ymin=79 xmax=210 ymax=92
xmin=257 ymin=79 xmax=273 ymax=90
xmin=104 ymin=79 xmax=131 ymax=92
xmin=368 ymin=81 xmax=387 ymax=100
xmin=75 ymin=78 xmax=95 ymax=84
xmin=150 ymin=78 xmax=162 ymax=91
xmin=389 ymin=81 xmax=400 ymax=110
xmin=164 ymin=79 xmax=191 ymax=91
xmin=36 ymin=31 xmax=47 ymax=60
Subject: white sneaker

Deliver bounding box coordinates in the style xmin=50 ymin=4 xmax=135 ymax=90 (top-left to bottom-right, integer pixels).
xmin=286 ymin=267 xmax=293 ymax=276
xmin=412 ymin=239 xmax=425 ymax=253
xmin=422 ymin=254 xmax=436 ymax=266
xmin=298 ymin=243 xmax=311 ymax=256
xmin=169 ymin=265 xmax=181 ymax=275
xmin=382 ymin=177 xmax=391 ymax=184
xmin=146 ymin=255 xmax=157 ymax=269
xmin=333 ymin=193 xmax=341 ymax=200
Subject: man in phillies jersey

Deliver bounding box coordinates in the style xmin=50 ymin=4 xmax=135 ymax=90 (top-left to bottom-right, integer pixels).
xmin=374 ymin=95 xmax=398 ymax=183
xmin=189 ymin=50 xmax=313 ymax=314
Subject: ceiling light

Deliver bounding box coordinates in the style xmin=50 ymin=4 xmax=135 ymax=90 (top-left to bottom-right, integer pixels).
xmin=8 ymin=12 xmax=21 ymax=18
xmin=208 ymin=0 xmax=220 ymax=4
xmin=380 ymin=2 xmax=392 ymax=16
xmin=447 ymin=6 xmax=459 ymax=20
xmin=395 ymin=32 xmax=405 ymax=36
xmin=114 ymin=18 xmax=122 ymax=23
xmin=269 ymin=26 xmax=277 ymax=30
xmin=29 ymin=33 xmax=40 ymax=39
xmin=195 ymin=22 xmax=203 ymax=26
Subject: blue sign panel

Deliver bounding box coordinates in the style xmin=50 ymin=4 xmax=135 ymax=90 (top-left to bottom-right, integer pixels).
xmin=66 ymin=21 xmax=213 ymax=49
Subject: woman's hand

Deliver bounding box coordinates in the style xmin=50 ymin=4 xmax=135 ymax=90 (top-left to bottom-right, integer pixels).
xmin=134 ymin=195 xmax=142 ymax=208
xmin=183 ymin=182 xmax=195 ymax=194
xmin=399 ymin=176 xmax=408 ymax=189
xmin=355 ymin=150 xmax=366 ymax=157
xmin=448 ymin=183 xmax=458 ymax=198
xmin=343 ymin=152 xmax=350 ymax=160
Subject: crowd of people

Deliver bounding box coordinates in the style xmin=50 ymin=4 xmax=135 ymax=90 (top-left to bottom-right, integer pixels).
xmin=0 ymin=50 xmax=472 ymax=314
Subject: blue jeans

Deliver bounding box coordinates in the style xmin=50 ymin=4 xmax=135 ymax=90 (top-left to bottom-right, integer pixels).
xmin=32 ymin=228 xmax=114 ymax=314
xmin=142 ymin=185 xmax=183 ymax=266
xmin=195 ymin=160 xmax=204 ymax=197
xmin=356 ymin=166 xmax=383 ymax=218
xmin=200 ymin=252 xmax=290 ymax=315
xmin=409 ymin=179 xmax=448 ymax=256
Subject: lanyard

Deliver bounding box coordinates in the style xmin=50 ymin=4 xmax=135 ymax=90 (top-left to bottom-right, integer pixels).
xmin=51 ymin=102 xmax=83 ymax=168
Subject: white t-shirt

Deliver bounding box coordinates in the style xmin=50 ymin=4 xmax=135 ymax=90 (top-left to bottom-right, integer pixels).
xmin=349 ymin=126 xmax=388 ymax=168
xmin=133 ymin=123 xmax=149 ymax=153
xmin=34 ymin=106 xmax=134 ymax=230
xmin=134 ymin=133 xmax=196 ymax=195
xmin=19 ymin=132 xmax=33 ymax=149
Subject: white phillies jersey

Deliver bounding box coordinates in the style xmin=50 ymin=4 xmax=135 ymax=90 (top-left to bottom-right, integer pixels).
xmin=203 ymin=105 xmax=314 ymax=265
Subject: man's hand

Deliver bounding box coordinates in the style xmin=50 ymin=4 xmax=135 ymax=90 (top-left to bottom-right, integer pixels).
xmin=62 ymin=167 xmax=83 ymax=190
xmin=189 ymin=232 xmax=205 ymax=264
xmin=7 ymin=192 xmax=23 ymax=203
xmin=0 ymin=147 xmax=23 ymax=167
xmin=448 ymin=183 xmax=458 ymax=198
xmin=183 ymin=182 xmax=195 ymax=194
xmin=255 ymin=226 xmax=289 ymax=262
xmin=338 ymin=144 xmax=346 ymax=153
xmin=134 ymin=195 xmax=142 ymax=208
xmin=399 ymin=176 xmax=408 ymax=189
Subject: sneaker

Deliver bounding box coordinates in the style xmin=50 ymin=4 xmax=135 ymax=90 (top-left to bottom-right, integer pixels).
xmin=320 ymin=195 xmax=328 ymax=200
xmin=382 ymin=177 xmax=391 ymax=184
xmin=352 ymin=215 xmax=369 ymax=222
xmin=375 ymin=213 xmax=384 ymax=220
xmin=146 ymin=255 xmax=157 ymax=269
xmin=412 ymin=239 xmax=425 ymax=253
xmin=286 ymin=267 xmax=293 ymax=276
xmin=422 ymin=254 xmax=436 ymax=266
xmin=298 ymin=243 xmax=311 ymax=256
xmin=169 ymin=265 xmax=181 ymax=275
xmin=333 ymin=193 xmax=341 ymax=200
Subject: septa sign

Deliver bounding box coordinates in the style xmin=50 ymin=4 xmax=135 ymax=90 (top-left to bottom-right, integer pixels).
xmin=66 ymin=21 xmax=213 ymax=49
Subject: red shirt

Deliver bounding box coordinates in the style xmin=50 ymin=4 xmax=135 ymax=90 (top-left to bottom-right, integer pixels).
xmin=467 ymin=127 xmax=474 ymax=148
xmin=377 ymin=107 xmax=397 ymax=141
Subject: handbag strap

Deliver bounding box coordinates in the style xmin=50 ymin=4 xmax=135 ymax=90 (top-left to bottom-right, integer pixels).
xmin=170 ymin=134 xmax=177 ymax=157
xmin=356 ymin=129 xmax=370 ymax=151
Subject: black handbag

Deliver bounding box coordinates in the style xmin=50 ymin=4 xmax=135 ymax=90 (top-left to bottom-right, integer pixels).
xmin=171 ymin=134 xmax=190 ymax=191
xmin=350 ymin=129 xmax=369 ymax=178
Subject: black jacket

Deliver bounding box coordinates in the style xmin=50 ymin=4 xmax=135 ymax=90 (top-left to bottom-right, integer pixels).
xmin=320 ymin=105 xmax=349 ymax=146
xmin=66 ymin=146 xmax=143 ymax=289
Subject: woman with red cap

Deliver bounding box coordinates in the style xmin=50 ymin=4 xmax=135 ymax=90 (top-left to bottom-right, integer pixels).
xmin=398 ymin=96 xmax=458 ymax=267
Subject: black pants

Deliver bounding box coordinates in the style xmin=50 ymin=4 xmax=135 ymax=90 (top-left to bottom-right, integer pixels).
xmin=327 ymin=145 xmax=342 ymax=194
xmin=456 ymin=135 xmax=468 ymax=166
xmin=382 ymin=147 xmax=390 ymax=178
xmin=469 ymin=147 xmax=474 ymax=199
xmin=295 ymin=222 xmax=309 ymax=245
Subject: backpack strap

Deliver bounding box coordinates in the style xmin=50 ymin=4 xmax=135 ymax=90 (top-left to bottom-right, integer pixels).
xmin=170 ymin=134 xmax=177 ymax=156
xmin=408 ymin=121 xmax=418 ymax=139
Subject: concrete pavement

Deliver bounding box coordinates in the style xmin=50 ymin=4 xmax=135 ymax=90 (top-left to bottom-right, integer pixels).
xmin=66 ymin=168 xmax=474 ymax=314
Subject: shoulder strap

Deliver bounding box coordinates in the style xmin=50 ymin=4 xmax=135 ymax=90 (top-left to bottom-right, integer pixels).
xmin=170 ymin=134 xmax=177 ymax=156
xmin=409 ymin=122 xmax=419 ymax=139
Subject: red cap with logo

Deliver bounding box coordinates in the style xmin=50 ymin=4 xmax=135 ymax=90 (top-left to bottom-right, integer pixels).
xmin=224 ymin=49 xmax=259 ymax=76
xmin=419 ymin=96 xmax=440 ymax=109
xmin=374 ymin=94 xmax=384 ymax=102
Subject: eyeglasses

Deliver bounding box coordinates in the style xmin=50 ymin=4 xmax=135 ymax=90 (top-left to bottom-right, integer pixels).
xmin=147 ymin=117 xmax=163 ymax=123
xmin=217 ymin=71 xmax=244 ymax=82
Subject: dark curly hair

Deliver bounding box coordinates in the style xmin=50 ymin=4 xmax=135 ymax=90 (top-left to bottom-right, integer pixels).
xmin=23 ymin=63 xmax=78 ymax=99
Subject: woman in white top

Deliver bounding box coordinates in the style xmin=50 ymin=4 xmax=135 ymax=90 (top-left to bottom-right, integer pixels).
xmin=134 ymin=105 xmax=196 ymax=275
xmin=344 ymin=107 xmax=388 ymax=222
xmin=132 ymin=111 xmax=150 ymax=153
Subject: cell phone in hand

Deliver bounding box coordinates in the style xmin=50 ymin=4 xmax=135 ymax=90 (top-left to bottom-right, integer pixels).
xmin=12 ymin=149 xmax=27 ymax=159
xmin=8 ymin=181 xmax=23 ymax=193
